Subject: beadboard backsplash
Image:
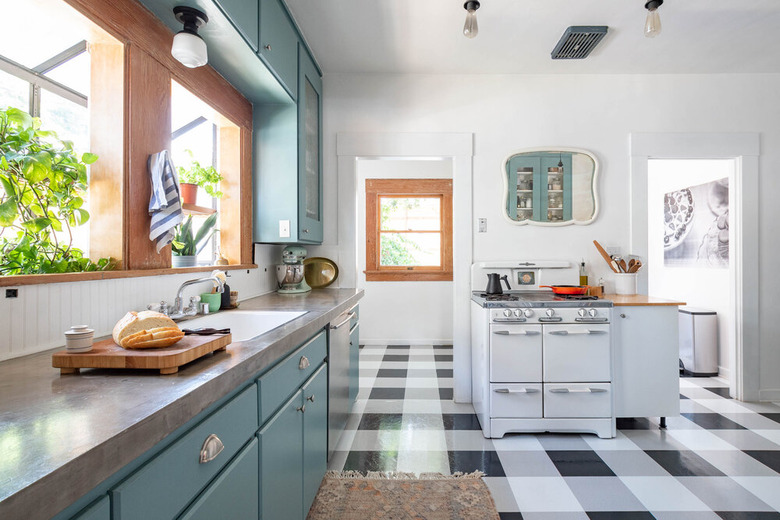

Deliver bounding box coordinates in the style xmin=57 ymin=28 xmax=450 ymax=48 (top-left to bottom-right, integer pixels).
xmin=0 ymin=244 xmax=283 ymax=361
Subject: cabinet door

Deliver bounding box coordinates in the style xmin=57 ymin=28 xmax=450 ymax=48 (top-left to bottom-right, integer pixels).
xmin=507 ymin=156 xmax=540 ymax=222
xmin=72 ymin=496 xmax=110 ymax=520
xmin=259 ymin=0 xmax=299 ymax=99
xmin=259 ymin=389 xmax=304 ymax=520
xmin=179 ymin=439 xmax=259 ymax=520
xmin=215 ymin=0 xmax=259 ymax=51
xmin=349 ymin=324 xmax=360 ymax=403
xmin=297 ymin=45 xmax=323 ymax=244
xmin=302 ymin=364 xmax=328 ymax=515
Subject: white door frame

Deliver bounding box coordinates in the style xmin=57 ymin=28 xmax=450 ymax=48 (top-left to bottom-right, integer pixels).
xmin=336 ymin=133 xmax=475 ymax=403
xmin=630 ymin=133 xmax=760 ymax=401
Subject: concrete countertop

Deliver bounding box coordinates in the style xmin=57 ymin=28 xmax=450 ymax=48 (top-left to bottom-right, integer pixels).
xmin=602 ymin=294 xmax=686 ymax=306
xmin=0 ymin=288 xmax=363 ymax=520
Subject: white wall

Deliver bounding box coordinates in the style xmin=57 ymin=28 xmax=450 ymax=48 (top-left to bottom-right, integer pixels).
xmin=647 ymin=159 xmax=734 ymax=378
xmin=320 ymin=72 xmax=780 ymax=399
xmin=356 ymin=158 xmax=453 ymax=344
xmin=0 ymin=244 xmax=281 ymax=361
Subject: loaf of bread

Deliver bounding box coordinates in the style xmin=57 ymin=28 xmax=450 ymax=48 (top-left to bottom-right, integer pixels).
xmin=112 ymin=311 xmax=184 ymax=349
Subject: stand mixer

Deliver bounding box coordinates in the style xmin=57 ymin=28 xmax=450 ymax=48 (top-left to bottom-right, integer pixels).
xmin=276 ymin=245 xmax=312 ymax=294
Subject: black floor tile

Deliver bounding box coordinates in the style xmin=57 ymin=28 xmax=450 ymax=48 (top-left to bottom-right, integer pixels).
xmin=438 ymin=388 xmax=453 ymax=400
xmin=448 ymin=450 xmax=506 ymax=477
xmin=376 ymin=368 xmax=408 ymax=378
xmin=344 ymin=450 xmax=398 ymax=472
xmin=382 ymin=354 xmax=410 ymax=362
xmin=546 ymin=450 xmax=615 ymax=477
xmin=434 ymin=354 xmax=453 ymax=362
xmin=616 ymin=417 xmax=653 ymax=430
xmin=386 ymin=344 xmax=410 ymax=350
xmin=436 ymin=368 xmax=454 ymax=378
xmin=357 ymin=413 xmax=404 ymax=430
xmin=716 ymin=513 xmax=780 ymax=520
xmin=645 ymin=450 xmax=725 ymax=476
xmin=744 ymin=451 xmax=780 ymax=473
xmin=704 ymin=387 xmax=733 ymax=399
xmin=681 ymin=413 xmax=747 ymax=430
xmin=368 ymin=387 xmax=406 ymax=400
xmin=442 ymin=413 xmax=482 ymax=430
xmin=680 ymin=394 xmax=690 ymax=400
xmin=499 ymin=513 xmax=524 ymax=520
xmin=759 ymin=413 xmax=780 ymax=424
xmin=588 ymin=513 xmax=655 ymax=520
xmin=433 ymin=344 xmax=453 ymax=349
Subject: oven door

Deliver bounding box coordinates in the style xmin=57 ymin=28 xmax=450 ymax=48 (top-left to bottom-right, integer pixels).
xmin=489 ymin=324 xmax=542 ymax=382
xmin=543 ymin=323 xmax=610 ymax=382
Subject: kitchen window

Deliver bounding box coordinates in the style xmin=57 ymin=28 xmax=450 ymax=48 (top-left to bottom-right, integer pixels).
xmin=365 ymin=178 xmax=453 ymax=281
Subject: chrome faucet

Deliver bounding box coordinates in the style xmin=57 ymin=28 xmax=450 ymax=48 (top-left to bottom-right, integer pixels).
xmin=168 ymin=271 xmax=226 ymax=320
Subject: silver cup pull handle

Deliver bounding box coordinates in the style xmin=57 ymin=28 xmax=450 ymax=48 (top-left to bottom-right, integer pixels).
xmin=299 ymin=356 xmax=310 ymax=370
xmin=199 ymin=434 xmax=224 ymax=464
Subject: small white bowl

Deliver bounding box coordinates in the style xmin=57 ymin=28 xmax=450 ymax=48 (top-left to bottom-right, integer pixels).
xmin=65 ymin=325 xmax=94 ymax=352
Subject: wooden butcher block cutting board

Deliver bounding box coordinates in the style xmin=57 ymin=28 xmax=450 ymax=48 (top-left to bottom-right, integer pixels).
xmin=52 ymin=333 xmax=232 ymax=375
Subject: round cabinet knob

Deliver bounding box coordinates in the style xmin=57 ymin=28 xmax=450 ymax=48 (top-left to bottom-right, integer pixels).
xmin=513 ymin=309 xmax=523 ymax=317
xmin=545 ymin=308 xmax=555 ymax=317
xmin=503 ymin=309 xmax=512 ymax=317
xmin=588 ymin=309 xmax=598 ymax=317
xmin=264 ymin=44 xmax=272 ymax=51
xmin=523 ymin=309 xmax=534 ymax=318
xmin=578 ymin=308 xmax=587 ymax=317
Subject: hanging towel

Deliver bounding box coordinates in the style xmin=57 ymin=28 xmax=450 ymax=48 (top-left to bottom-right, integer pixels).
xmin=148 ymin=150 xmax=184 ymax=253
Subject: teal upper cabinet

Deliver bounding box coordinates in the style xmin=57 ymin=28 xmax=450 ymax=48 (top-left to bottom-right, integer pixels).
xmin=214 ymin=0 xmax=259 ymax=51
xmin=259 ymin=0 xmax=299 ymax=99
xmin=297 ymin=45 xmax=323 ymax=243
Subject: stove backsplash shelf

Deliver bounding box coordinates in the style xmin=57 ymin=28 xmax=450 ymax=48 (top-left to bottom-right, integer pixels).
xmin=471 ymin=260 xmax=577 ymax=292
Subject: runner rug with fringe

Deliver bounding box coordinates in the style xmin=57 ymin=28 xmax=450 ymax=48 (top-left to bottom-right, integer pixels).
xmin=307 ymin=470 xmax=501 ymax=520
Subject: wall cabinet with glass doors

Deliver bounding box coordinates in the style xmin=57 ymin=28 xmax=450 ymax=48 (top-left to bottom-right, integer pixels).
xmin=506 ymin=154 xmax=572 ymax=223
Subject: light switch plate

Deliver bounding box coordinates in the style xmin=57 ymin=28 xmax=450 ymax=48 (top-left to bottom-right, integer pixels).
xmin=478 ymin=218 xmax=487 ymax=233
xmin=279 ymin=220 xmax=291 ymax=238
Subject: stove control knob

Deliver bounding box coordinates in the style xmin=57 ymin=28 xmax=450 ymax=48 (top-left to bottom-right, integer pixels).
xmin=523 ymin=309 xmax=534 ymax=318
xmin=588 ymin=309 xmax=598 ymax=317
xmin=545 ymin=308 xmax=555 ymax=317
xmin=503 ymin=309 xmax=512 ymax=317
xmin=513 ymin=309 xmax=523 ymax=318
xmin=578 ymin=308 xmax=587 ymax=317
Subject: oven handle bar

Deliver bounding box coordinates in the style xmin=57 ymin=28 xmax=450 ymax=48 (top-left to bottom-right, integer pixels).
xmin=493 ymin=388 xmax=541 ymax=394
xmin=493 ymin=330 xmax=541 ymax=336
xmin=547 ymin=330 xmax=608 ymax=336
xmin=549 ymin=387 xmax=608 ymax=394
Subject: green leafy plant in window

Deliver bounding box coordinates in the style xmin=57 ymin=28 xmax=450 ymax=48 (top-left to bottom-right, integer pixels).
xmin=177 ymin=149 xmax=224 ymax=199
xmin=171 ymin=213 xmax=218 ymax=257
xmin=0 ymin=107 xmax=114 ymax=275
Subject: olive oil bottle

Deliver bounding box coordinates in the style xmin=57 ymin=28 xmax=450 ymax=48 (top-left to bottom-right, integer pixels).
xmin=579 ymin=260 xmax=588 ymax=286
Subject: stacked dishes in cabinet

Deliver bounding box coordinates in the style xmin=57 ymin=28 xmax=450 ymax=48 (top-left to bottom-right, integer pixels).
xmin=515 ymin=167 xmax=533 ymax=221
xmin=546 ymin=167 xmax=564 ymax=221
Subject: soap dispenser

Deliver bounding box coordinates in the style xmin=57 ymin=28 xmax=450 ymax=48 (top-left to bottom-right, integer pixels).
xmin=220 ymin=273 xmax=232 ymax=309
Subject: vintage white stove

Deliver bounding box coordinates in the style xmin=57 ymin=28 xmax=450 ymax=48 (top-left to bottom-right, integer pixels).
xmin=470 ymin=261 xmax=616 ymax=439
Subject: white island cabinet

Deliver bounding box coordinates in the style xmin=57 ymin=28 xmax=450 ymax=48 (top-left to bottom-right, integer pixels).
xmin=608 ymin=295 xmax=686 ymax=426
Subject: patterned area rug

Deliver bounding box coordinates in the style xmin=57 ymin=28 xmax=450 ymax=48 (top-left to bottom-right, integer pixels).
xmin=307 ymin=470 xmax=501 ymax=520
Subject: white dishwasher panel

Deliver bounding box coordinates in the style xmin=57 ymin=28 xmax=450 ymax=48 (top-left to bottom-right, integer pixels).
xmin=490 ymin=383 xmax=543 ymax=418
xmin=544 ymin=383 xmax=612 ymax=418
xmin=490 ymin=324 xmax=543 ymax=382
xmin=543 ymin=324 xmax=610 ymax=382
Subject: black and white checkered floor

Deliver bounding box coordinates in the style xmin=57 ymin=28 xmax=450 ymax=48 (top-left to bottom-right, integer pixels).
xmin=328 ymin=344 xmax=780 ymax=519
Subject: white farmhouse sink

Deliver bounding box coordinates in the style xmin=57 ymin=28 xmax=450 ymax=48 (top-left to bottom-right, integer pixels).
xmin=181 ymin=310 xmax=307 ymax=342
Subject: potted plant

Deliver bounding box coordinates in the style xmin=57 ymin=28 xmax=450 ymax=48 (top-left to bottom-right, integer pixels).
xmin=171 ymin=212 xmax=218 ymax=267
xmin=177 ymin=150 xmax=224 ymax=205
xmin=0 ymin=107 xmax=114 ymax=275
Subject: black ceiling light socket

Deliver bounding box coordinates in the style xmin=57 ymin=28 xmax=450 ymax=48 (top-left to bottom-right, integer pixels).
xmin=464 ymin=1 xmax=480 ymax=12
xmin=173 ymin=6 xmax=209 ymax=35
xmin=645 ymin=0 xmax=663 ymax=10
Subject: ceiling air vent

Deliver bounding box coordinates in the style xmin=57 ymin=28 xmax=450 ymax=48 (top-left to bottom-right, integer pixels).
xmin=551 ymin=26 xmax=608 ymax=60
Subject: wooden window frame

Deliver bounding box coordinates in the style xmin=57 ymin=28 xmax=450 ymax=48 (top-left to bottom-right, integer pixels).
xmin=365 ymin=179 xmax=453 ymax=282
xmin=0 ymin=0 xmax=255 ymax=287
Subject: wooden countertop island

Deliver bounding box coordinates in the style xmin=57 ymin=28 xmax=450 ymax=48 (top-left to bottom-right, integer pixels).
xmin=603 ymin=294 xmax=686 ymax=307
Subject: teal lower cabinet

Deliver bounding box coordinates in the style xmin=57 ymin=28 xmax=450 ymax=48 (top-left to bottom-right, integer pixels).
xmin=348 ymin=323 xmax=360 ymax=404
xmin=179 ymin=439 xmax=259 ymax=520
xmin=71 ymin=497 xmax=109 ymax=520
xmin=260 ymin=363 xmax=328 ymax=520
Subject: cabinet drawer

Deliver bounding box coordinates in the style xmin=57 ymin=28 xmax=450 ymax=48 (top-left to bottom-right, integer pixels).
xmin=544 ymin=383 xmax=612 ymax=418
xmin=489 ymin=324 xmax=542 ymax=382
xmin=258 ymin=330 xmax=326 ymax=424
xmin=112 ymin=384 xmax=258 ymax=520
xmin=543 ymin=324 xmax=610 ymax=382
xmin=490 ymin=383 xmax=542 ymax=418
xmin=72 ymin=496 xmax=110 ymax=520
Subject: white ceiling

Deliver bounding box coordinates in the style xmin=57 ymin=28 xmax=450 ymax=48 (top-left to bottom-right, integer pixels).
xmin=284 ymin=0 xmax=780 ymax=74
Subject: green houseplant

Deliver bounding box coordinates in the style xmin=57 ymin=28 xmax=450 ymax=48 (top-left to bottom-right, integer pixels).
xmin=171 ymin=213 xmax=218 ymax=267
xmin=0 ymin=107 xmax=114 ymax=275
xmin=177 ymin=150 xmax=224 ymax=204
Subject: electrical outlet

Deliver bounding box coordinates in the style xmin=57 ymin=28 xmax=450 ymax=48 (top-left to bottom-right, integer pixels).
xmin=279 ymin=220 xmax=290 ymax=238
xmin=478 ymin=218 xmax=487 ymax=233
xmin=6 ymin=288 xmax=18 ymax=298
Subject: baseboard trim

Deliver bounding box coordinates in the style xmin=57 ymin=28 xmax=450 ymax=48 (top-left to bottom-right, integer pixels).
xmin=759 ymin=389 xmax=780 ymax=402
xmin=360 ymin=339 xmax=453 ymax=346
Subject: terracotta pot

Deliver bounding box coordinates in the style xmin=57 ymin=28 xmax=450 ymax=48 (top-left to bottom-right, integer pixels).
xmin=180 ymin=183 xmax=198 ymax=205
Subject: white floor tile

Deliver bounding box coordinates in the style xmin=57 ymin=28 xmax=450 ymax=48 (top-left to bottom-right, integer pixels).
xmin=666 ymin=429 xmax=740 ymax=451
xmin=620 ymin=476 xmax=710 ymax=511
xmin=731 ymin=476 xmax=780 ymax=511
xmin=507 ymin=477 xmax=584 ymax=512
xmin=694 ymin=399 xmax=755 ymax=414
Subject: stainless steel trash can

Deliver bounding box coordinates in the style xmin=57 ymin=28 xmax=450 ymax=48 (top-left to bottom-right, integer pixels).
xmin=679 ymin=306 xmax=718 ymax=376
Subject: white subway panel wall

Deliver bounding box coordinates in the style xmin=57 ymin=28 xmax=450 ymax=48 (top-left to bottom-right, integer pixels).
xmin=0 ymin=244 xmax=282 ymax=361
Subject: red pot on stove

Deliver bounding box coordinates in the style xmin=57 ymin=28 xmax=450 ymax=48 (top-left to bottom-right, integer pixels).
xmin=540 ymin=285 xmax=590 ymax=295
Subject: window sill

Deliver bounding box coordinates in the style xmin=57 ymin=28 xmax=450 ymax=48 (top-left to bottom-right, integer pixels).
xmin=364 ymin=270 xmax=453 ymax=282
xmin=0 ymin=264 xmax=258 ymax=287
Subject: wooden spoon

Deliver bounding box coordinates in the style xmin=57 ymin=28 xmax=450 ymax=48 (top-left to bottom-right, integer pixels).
xmin=611 ymin=259 xmax=621 ymax=273
xmin=618 ymin=259 xmax=627 ymax=273
xmin=593 ymin=240 xmax=619 ymax=273
xmin=628 ymin=259 xmax=637 ymax=271
xmin=628 ymin=260 xmax=642 ymax=273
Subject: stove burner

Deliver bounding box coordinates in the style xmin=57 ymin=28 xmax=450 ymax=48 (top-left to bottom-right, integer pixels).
xmin=479 ymin=293 xmax=520 ymax=301
xmin=555 ymin=294 xmax=598 ymax=301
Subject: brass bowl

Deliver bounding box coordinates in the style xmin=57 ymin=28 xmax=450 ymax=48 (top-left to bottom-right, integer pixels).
xmin=303 ymin=257 xmax=339 ymax=289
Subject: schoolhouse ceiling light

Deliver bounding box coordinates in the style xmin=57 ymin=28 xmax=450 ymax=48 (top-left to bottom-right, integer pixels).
xmin=171 ymin=6 xmax=209 ymax=68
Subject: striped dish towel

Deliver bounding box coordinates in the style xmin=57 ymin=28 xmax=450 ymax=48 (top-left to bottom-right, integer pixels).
xmin=148 ymin=150 xmax=184 ymax=253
